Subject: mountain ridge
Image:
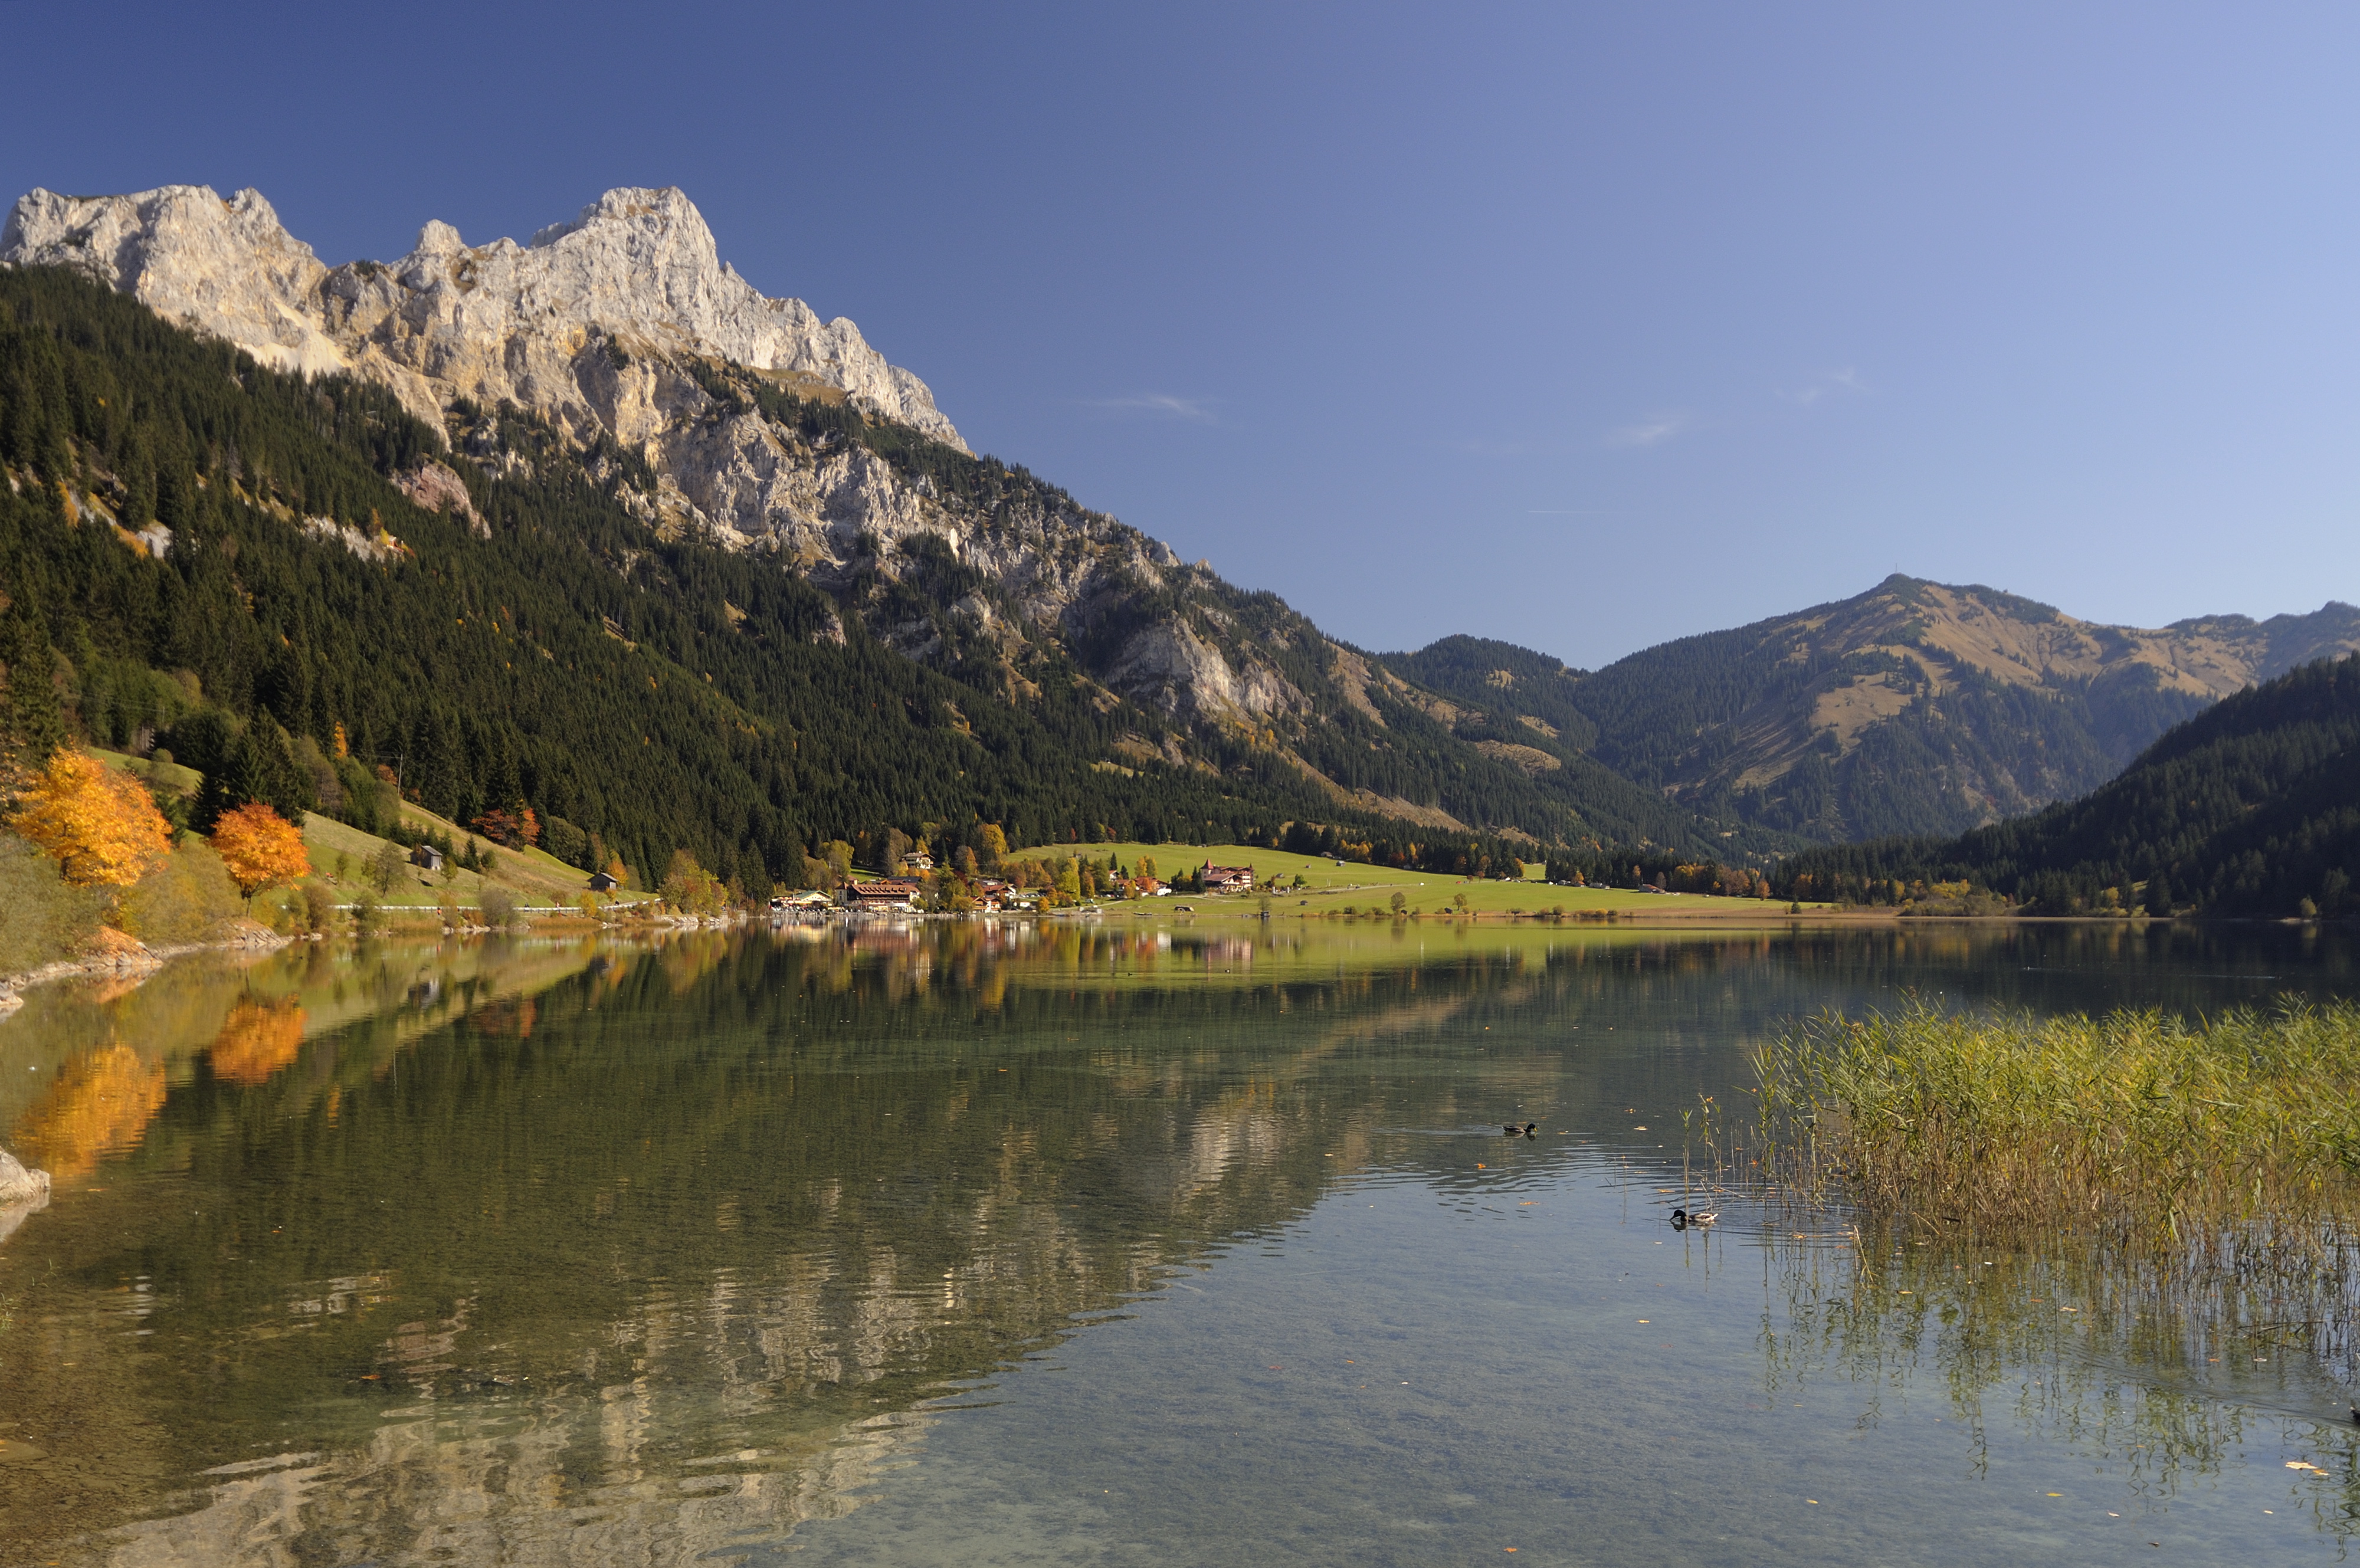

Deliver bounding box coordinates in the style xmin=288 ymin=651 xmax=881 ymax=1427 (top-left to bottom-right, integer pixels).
xmin=1386 ymin=576 xmax=2360 ymax=844
xmin=1770 ymin=649 xmax=2360 ymax=917
xmin=1 ymin=183 xmax=963 ymax=447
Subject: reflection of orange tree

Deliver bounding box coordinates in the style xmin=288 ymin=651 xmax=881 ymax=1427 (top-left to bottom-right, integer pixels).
xmin=12 ymin=1042 xmax=168 ymax=1179
xmin=208 ymin=997 xmax=308 ymax=1085
xmin=657 ymin=930 xmax=732 ymax=994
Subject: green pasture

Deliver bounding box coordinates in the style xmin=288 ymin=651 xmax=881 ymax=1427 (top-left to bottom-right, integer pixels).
xmin=1007 ymin=841 xmax=1801 ymax=919
xmin=301 ymin=805 xmax=632 ymax=911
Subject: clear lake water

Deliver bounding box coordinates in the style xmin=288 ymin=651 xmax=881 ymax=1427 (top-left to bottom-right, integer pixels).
xmin=0 ymin=917 xmax=2355 ymax=1565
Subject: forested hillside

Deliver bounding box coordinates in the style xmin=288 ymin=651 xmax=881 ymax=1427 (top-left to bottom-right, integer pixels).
xmin=1774 ymin=652 xmax=2360 ymax=916
xmin=0 ymin=268 xmax=1737 ymax=886
xmin=2 ymin=186 xmax=1787 ymax=861
xmin=1373 ymin=634 xmax=1797 ymax=856
xmin=670 ymin=354 xmax=1765 ymax=857
xmin=0 ymin=268 xmax=1447 ymax=883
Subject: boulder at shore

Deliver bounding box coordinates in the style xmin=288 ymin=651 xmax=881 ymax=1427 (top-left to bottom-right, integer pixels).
xmin=0 ymin=1146 xmax=51 ymax=1208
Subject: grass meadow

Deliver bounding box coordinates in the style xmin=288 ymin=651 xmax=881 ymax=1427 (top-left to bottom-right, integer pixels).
xmin=1008 ymin=841 xmax=1804 ymax=920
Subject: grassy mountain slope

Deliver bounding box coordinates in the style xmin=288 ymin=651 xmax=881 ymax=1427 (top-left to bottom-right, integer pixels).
xmin=1373 ymin=635 xmax=1798 ymax=858
xmin=1392 ymin=577 xmax=2360 ymax=845
xmin=1776 ymin=652 xmax=2360 ymax=916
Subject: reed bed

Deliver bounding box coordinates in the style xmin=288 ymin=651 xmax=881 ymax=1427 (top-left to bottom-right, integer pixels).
xmin=1753 ymin=998 xmax=2360 ymax=1239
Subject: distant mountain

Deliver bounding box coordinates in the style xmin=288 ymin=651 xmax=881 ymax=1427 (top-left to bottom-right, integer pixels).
xmin=1366 ymin=635 xmax=1787 ymax=854
xmin=1388 ymin=578 xmax=2360 ymax=844
xmin=1775 ymin=651 xmax=2360 ymax=917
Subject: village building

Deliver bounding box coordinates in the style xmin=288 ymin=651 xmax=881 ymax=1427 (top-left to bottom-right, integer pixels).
xmin=411 ymin=844 xmax=446 ymax=873
xmin=1199 ymin=862 xmax=1255 ymax=894
xmin=586 ymin=870 xmax=620 ymax=893
xmin=844 ymin=878 xmax=920 ymax=910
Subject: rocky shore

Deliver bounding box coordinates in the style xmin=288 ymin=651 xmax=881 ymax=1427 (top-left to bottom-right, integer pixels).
xmin=0 ymin=921 xmax=291 ymax=1016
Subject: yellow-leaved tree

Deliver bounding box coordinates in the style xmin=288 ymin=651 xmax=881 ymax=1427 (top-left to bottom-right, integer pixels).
xmin=209 ymin=802 xmax=311 ymax=908
xmin=6 ymin=748 xmax=174 ymax=887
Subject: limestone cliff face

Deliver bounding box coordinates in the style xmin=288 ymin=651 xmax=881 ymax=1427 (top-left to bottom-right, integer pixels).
xmin=1 ymin=183 xmax=959 ymax=445
xmin=1 ymin=182 xmax=1329 ymax=760
xmin=1 ymin=186 xmax=352 ymax=376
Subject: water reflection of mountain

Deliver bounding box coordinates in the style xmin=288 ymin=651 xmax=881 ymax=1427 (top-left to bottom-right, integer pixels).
xmin=2 ymin=929 xmax=1561 ymax=1562
xmin=1 ymin=922 xmax=2351 ymax=1565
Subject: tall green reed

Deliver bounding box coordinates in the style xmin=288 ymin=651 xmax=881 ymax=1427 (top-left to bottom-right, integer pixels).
xmin=1755 ymin=998 xmax=2360 ymax=1239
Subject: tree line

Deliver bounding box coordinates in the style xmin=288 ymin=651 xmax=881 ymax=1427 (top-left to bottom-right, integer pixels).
xmin=1768 ymin=652 xmax=2360 ymax=917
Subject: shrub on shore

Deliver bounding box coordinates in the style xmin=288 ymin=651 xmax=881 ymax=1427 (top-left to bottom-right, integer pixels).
xmin=0 ymin=833 xmax=109 ymax=973
xmin=115 ymin=839 xmax=244 ymax=946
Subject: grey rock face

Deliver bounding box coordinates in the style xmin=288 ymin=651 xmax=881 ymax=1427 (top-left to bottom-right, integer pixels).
xmin=1 ymin=183 xmax=960 ymax=446
xmin=1105 ymin=621 xmax=1309 ymax=724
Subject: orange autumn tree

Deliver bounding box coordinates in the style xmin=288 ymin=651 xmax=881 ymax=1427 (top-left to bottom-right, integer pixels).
xmin=209 ymin=802 xmax=311 ymax=907
xmin=6 ymin=748 xmax=174 ymax=887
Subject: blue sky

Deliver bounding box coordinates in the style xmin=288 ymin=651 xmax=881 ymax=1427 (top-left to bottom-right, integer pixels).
xmin=4 ymin=2 xmax=2355 ymax=668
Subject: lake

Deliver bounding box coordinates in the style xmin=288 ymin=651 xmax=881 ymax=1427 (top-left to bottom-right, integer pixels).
xmin=1 ymin=918 xmax=2355 ymax=1565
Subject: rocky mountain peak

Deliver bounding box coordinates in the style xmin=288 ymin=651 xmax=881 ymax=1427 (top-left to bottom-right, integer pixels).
xmin=0 ymin=182 xmax=961 ymax=450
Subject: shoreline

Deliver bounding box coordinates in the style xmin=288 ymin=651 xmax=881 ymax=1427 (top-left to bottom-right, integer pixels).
xmin=4 ymin=905 xmax=2326 ymax=1016
xmin=0 ymin=925 xmax=295 ymax=1013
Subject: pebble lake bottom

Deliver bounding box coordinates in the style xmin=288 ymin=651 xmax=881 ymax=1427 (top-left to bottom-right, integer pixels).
xmin=0 ymin=919 xmax=2354 ymax=1565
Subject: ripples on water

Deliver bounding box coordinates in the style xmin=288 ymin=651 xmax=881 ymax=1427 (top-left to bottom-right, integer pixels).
xmin=0 ymin=919 xmax=2352 ymax=1564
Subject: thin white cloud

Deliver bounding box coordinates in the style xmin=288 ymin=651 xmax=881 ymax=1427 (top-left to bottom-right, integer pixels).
xmin=1604 ymin=413 xmax=1687 ymax=448
xmin=1086 ymin=393 xmax=1218 ymax=422
xmin=1779 ymin=367 xmax=1870 ymax=407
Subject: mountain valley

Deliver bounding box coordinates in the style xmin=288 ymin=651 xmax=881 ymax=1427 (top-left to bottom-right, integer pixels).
xmin=3 ymin=179 xmax=2352 ymax=887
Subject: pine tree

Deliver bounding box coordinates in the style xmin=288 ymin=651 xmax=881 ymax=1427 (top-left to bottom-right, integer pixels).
xmin=0 ymin=609 xmax=67 ymax=770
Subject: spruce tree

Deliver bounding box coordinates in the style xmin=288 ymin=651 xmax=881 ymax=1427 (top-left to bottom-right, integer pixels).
xmin=0 ymin=609 xmax=67 ymax=769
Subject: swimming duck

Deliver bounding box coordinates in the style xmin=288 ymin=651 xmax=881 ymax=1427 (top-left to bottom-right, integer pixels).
xmin=1502 ymin=1121 xmax=1536 ymax=1137
xmin=1670 ymin=1208 xmax=1719 ymax=1229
